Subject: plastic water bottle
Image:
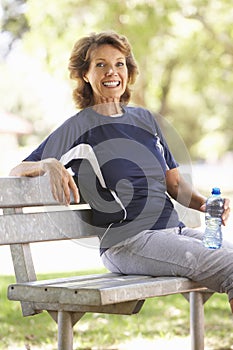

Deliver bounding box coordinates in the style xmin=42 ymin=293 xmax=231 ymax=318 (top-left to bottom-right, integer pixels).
xmin=203 ymin=187 xmax=224 ymax=249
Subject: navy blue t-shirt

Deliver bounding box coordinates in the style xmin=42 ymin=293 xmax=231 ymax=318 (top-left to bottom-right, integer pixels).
xmin=24 ymin=106 xmax=183 ymax=248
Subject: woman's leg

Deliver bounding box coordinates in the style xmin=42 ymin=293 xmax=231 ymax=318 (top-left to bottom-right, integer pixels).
xmin=102 ymin=227 xmax=233 ymax=306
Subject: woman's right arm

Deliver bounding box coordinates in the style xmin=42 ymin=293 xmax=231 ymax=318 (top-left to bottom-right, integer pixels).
xmin=9 ymin=158 xmax=79 ymax=205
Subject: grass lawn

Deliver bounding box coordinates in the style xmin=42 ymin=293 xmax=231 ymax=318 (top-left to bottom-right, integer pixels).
xmin=0 ymin=270 xmax=232 ymax=350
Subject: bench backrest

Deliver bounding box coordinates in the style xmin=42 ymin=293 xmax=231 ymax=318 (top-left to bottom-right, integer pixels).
xmin=0 ymin=176 xmax=95 ymax=245
xmin=0 ymin=175 xmax=201 ymax=244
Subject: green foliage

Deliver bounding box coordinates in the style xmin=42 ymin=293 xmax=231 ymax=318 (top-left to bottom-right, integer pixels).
xmin=0 ymin=0 xmax=29 ymax=58
xmin=1 ymin=0 xmax=233 ymax=161
xmin=0 ymin=271 xmax=232 ymax=349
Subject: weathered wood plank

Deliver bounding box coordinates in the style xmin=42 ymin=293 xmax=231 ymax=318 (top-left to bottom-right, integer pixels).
xmin=8 ymin=275 xmax=207 ymax=306
xmin=10 ymin=244 xmax=39 ymax=316
xmin=0 ymin=209 xmax=94 ymax=244
xmin=9 ymin=273 xmax=143 ymax=287
xmin=0 ymin=176 xmax=57 ymax=207
xmin=31 ymin=300 xmax=145 ymax=315
xmin=0 ymin=176 xmax=88 ymax=208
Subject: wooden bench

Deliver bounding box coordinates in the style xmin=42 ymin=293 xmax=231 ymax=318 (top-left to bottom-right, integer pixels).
xmin=0 ymin=176 xmax=214 ymax=350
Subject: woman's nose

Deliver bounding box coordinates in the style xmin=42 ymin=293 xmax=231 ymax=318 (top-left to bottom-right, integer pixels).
xmin=106 ymin=67 xmax=116 ymax=76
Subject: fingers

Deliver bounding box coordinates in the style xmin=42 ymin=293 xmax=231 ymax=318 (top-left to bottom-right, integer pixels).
xmin=200 ymin=198 xmax=230 ymax=226
xmin=69 ymin=176 xmax=80 ymax=204
xmin=43 ymin=159 xmax=79 ymax=205
xmin=199 ymin=203 xmax=206 ymax=213
xmin=57 ymin=171 xmax=80 ymax=205
xmin=62 ymin=180 xmax=71 ymax=205
xmin=60 ymin=171 xmax=80 ymax=205
xmin=50 ymin=180 xmax=65 ymax=204
xmin=222 ymin=198 xmax=231 ymax=226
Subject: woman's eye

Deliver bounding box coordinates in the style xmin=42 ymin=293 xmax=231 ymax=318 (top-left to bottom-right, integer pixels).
xmin=96 ymin=61 xmax=125 ymax=68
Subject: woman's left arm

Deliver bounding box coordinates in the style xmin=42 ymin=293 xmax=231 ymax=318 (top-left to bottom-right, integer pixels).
xmin=166 ymin=167 xmax=230 ymax=226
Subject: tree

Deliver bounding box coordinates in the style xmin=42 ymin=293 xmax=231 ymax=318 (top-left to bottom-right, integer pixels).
xmin=0 ymin=0 xmax=29 ymax=59
xmin=1 ymin=0 xmax=233 ymax=161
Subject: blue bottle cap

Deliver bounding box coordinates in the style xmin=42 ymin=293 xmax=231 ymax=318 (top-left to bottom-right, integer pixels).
xmin=212 ymin=187 xmax=221 ymax=195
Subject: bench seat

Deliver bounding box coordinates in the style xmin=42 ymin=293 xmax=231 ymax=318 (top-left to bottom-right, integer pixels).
xmin=8 ymin=273 xmax=207 ymax=307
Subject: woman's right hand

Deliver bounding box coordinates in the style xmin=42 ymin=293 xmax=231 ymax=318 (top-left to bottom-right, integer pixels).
xmin=9 ymin=158 xmax=79 ymax=205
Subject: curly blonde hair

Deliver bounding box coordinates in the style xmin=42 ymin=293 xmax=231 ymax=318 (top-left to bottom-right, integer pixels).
xmin=68 ymin=31 xmax=139 ymax=109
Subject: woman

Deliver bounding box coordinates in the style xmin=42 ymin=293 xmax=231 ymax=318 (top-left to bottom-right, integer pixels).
xmin=10 ymin=31 xmax=233 ymax=311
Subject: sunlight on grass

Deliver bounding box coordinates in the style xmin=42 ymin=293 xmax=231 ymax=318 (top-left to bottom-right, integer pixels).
xmin=0 ymin=271 xmax=232 ymax=349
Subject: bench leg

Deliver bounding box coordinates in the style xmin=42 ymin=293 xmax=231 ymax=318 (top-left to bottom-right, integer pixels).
xmin=190 ymin=291 xmax=204 ymax=350
xmin=57 ymin=311 xmax=73 ymax=350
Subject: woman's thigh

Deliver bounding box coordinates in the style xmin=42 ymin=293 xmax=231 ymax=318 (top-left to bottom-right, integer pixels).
xmin=102 ymin=227 xmax=233 ymax=295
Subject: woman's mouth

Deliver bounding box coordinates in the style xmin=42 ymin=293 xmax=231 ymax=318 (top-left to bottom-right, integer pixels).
xmin=102 ymin=81 xmax=120 ymax=87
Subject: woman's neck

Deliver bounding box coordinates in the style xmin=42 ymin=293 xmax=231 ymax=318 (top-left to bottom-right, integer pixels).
xmin=92 ymin=102 xmax=123 ymax=116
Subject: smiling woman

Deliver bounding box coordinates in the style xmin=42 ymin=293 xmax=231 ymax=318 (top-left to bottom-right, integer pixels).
xmin=9 ymin=30 xmax=233 ymax=317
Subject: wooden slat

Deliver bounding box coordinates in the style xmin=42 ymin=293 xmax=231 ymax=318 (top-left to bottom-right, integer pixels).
xmin=0 ymin=176 xmax=87 ymax=208
xmin=0 ymin=209 xmax=94 ymax=244
xmin=10 ymin=244 xmax=39 ymax=316
xmin=0 ymin=176 xmax=57 ymax=207
xmin=8 ymin=275 xmax=207 ymax=306
xmin=32 ymin=300 xmax=145 ymax=315
xmin=14 ymin=273 xmax=127 ymax=288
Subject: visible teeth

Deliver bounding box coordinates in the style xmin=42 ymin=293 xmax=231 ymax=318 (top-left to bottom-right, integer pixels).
xmin=103 ymin=81 xmax=120 ymax=87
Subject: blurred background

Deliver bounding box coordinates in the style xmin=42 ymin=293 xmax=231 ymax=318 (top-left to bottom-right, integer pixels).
xmin=0 ymin=3 xmax=233 ymax=349
xmin=0 ymin=0 xmax=233 ymax=274
xmin=1 ymin=0 xmax=233 ymax=178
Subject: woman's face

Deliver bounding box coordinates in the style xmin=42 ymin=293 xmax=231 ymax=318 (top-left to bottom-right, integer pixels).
xmin=84 ymin=44 xmax=128 ymax=105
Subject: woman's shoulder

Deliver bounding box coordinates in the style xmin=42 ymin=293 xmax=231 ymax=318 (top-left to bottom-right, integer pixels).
xmin=125 ymin=105 xmax=157 ymax=121
xmin=125 ymin=105 xmax=150 ymax=114
xmin=125 ymin=105 xmax=159 ymax=129
xmin=57 ymin=108 xmax=96 ymax=132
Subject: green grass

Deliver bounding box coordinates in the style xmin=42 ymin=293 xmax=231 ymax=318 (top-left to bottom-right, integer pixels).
xmin=0 ymin=270 xmax=232 ymax=349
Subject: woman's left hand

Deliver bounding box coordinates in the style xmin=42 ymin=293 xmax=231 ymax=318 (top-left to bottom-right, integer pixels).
xmin=200 ymin=198 xmax=231 ymax=226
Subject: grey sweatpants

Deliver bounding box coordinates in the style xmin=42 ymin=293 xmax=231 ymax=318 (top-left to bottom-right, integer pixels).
xmin=101 ymin=227 xmax=233 ymax=301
